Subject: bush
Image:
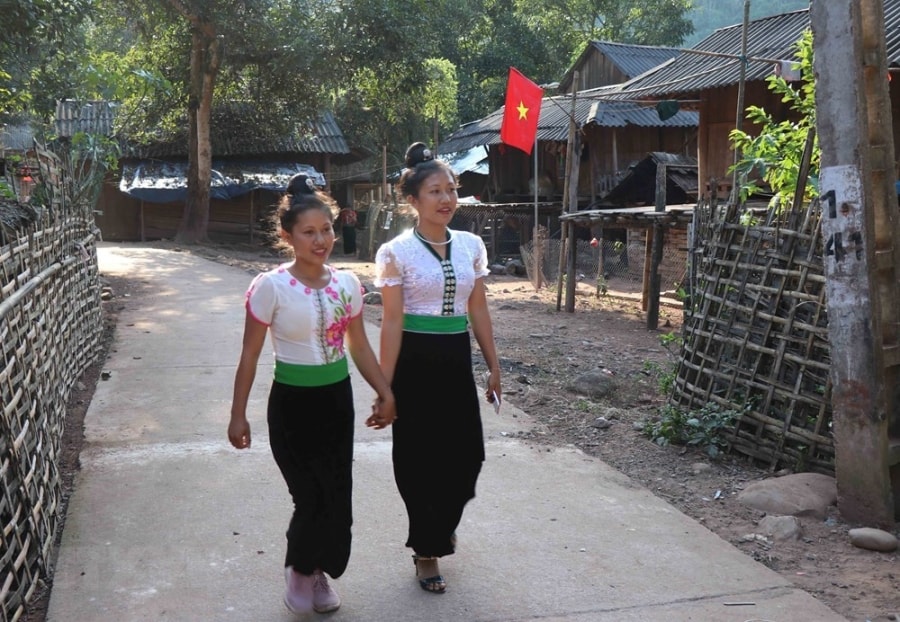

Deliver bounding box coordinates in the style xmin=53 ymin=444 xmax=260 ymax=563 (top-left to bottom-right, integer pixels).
xmin=643 ymin=402 xmax=741 ymax=458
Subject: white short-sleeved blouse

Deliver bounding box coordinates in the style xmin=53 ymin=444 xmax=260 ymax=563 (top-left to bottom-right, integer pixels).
xmin=374 ymin=229 xmax=490 ymax=316
xmin=245 ymin=264 xmax=363 ymax=365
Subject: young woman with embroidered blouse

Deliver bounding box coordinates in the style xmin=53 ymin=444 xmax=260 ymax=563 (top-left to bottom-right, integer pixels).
xmin=375 ymin=143 xmax=502 ymax=594
xmin=228 ymin=174 xmax=396 ymax=615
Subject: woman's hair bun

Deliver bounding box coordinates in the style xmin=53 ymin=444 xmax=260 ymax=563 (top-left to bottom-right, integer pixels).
xmin=286 ymin=173 xmax=318 ymax=197
xmin=404 ymin=142 xmax=435 ymax=169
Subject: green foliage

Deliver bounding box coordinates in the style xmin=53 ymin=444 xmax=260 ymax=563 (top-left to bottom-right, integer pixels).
xmin=0 ymin=179 xmax=15 ymax=200
xmin=2 ymin=0 xmax=699 ymax=169
xmin=571 ymin=398 xmax=600 ymax=413
xmin=522 ymin=0 xmax=693 ymax=53
xmin=423 ymin=59 xmax=459 ymax=129
xmin=54 ymin=130 xmax=121 ymax=212
xmin=728 ymin=30 xmax=818 ymax=211
xmin=642 ymin=332 xmax=682 ymax=395
xmin=0 ymin=0 xmax=94 ymax=119
xmin=643 ymin=402 xmax=741 ymax=458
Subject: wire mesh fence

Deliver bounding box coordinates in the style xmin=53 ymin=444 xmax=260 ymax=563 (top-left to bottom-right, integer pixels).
xmin=357 ymin=200 xmax=688 ymax=298
xmin=520 ymin=233 xmax=688 ymax=295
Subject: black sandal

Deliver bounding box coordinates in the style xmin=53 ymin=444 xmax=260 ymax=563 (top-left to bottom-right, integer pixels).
xmin=412 ymin=555 xmax=447 ymax=593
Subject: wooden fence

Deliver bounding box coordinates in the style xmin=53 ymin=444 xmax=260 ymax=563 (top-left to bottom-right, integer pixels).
xmin=672 ymin=198 xmax=833 ymax=473
xmin=0 ymin=147 xmax=104 ymax=621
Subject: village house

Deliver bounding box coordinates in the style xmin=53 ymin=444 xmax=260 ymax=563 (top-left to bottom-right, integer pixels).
xmin=611 ymin=3 xmax=900 ymax=198
xmin=107 ymin=104 xmax=351 ymax=242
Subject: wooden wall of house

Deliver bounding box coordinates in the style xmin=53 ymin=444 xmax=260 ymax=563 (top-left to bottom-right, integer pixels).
xmin=488 ymin=124 xmax=698 ymax=206
xmin=697 ymin=82 xmax=794 ymax=197
xmin=584 ymin=125 xmax=698 ymax=199
xmin=891 ymin=77 xmax=900 ymax=178
xmin=487 ymin=144 xmax=563 ymax=200
xmin=570 ymin=49 xmax=630 ymax=91
xmin=95 ymin=182 xmax=281 ymax=243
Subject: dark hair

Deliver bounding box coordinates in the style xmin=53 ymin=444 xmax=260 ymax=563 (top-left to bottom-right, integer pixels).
xmin=397 ymin=142 xmax=457 ymax=198
xmin=272 ymin=174 xmax=339 ymax=253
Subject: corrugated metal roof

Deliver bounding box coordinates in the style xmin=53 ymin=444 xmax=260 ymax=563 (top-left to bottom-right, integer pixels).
xmin=593 ymin=42 xmax=683 ymax=79
xmin=600 ymin=151 xmax=698 ymax=206
xmin=55 ymin=100 xmax=119 ymax=137
xmin=615 ymin=10 xmax=810 ymax=98
xmin=0 ymin=124 xmax=34 ymax=151
xmin=558 ymin=41 xmax=682 ymax=92
xmin=125 ymin=107 xmax=349 ymax=158
xmin=885 ymin=0 xmax=900 ymax=63
xmin=437 ymin=90 xmax=697 ymax=154
xmin=617 ymin=1 xmax=900 ymax=99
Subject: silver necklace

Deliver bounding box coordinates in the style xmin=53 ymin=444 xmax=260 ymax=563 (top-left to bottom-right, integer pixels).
xmin=414 ymin=228 xmax=453 ymax=246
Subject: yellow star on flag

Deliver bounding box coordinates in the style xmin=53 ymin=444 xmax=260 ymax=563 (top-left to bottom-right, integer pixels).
xmin=516 ymin=101 xmax=529 ymax=120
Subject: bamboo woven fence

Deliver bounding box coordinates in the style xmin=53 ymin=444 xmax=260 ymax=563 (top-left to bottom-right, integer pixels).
xmin=673 ymin=197 xmax=833 ymax=473
xmin=0 ymin=147 xmax=104 ymax=621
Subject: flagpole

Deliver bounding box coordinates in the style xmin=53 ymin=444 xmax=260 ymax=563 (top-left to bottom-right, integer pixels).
xmin=533 ymin=133 xmax=541 ymax=290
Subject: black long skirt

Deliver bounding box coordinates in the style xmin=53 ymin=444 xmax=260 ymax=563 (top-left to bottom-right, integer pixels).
xmin=267 ymin=377 xmax=355 ymax=578
xmin=391 ymin=330 xmax=485 ymax=558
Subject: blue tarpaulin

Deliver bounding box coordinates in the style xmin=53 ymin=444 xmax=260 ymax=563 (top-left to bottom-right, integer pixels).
xmin=119 ymin=160 xmax=326 ymax=203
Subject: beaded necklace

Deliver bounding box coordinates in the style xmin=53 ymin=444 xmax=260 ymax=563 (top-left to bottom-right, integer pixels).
xmin=414 ymin=228 xmax=453 ymax=246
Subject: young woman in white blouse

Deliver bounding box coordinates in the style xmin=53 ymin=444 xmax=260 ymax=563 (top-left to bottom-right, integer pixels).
xmin=229 ymin=174 xmax=395 ymax=615
xmin=375 ymin=143 xmax=502 ymax=594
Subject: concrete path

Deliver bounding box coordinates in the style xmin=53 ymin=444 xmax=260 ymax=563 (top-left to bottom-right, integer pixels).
xmin=46 ymin=243 xmax=848 ymax=622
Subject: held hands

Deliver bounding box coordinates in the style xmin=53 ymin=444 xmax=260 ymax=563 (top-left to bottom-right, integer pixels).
xmin=485 ymin=368 xmax=502 ymax=414
xmin=228 ymin=415 xmax=252 ymax=450
xmin=366 ymin=393 xmax=397 ymax=430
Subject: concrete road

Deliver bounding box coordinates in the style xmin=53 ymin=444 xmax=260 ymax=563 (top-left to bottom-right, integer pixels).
xmin=46 ymin=243 xmax=848 ymax=622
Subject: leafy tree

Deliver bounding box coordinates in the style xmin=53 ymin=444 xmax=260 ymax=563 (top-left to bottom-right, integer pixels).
xmin=522 ymin=0 xmax=694 ymax=56
xmin=453 ymin=0 xmax=556 ymax=127
xmin=94 ymin=0 xmax=334 ymax=242
xmin=0 ymin=0 xmax=93 ymax=120
xmin=729 ymin=30 xmax=818 ymax=211
xmin=423 ymin=59 xmax=459 ymax=147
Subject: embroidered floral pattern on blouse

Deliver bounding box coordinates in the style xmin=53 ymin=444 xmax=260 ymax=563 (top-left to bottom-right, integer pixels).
xmin=319 ymin=283 xmax=355 ymax=361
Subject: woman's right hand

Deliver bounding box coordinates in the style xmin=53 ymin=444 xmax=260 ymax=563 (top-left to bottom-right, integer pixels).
xmin=366 ymin=394 xmax=397 ymax=429
xmin=228 ymin=415 xmax=251 ymax=449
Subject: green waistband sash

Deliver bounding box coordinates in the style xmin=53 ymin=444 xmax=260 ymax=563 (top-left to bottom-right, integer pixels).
xmin=274 ymin=358 xmax=349 ymax=387
xmin=403 ymin=313 xmax=468 ymax=334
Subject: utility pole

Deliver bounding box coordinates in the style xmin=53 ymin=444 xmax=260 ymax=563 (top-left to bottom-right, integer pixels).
xmin=811 ymin=0 xmax=898 ymax=526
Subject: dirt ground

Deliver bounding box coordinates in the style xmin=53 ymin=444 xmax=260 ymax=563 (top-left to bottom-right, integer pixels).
xmin=26 ymin=239 xmax=899 ymax=622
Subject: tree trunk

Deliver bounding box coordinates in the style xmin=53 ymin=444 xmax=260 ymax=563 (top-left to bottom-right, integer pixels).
xmin=175 ymin=18 xmax=221 ymax=244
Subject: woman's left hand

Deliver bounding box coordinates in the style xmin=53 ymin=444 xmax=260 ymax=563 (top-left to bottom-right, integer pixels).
xmin=485 ymin=368 xmax=502 ymax=409
xmin=365 ymin=394 xmax=397 ymax=429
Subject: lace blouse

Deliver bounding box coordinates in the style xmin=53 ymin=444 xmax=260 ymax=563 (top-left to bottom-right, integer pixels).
xmin=245 ymin=264 xmax=363 ymax=365
xmin=374 ymin=229 xmax=490 ymax=316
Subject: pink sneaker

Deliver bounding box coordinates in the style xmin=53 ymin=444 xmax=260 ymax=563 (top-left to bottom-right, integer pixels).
xmin=312 ymin=571 xmax=341 ymax=613
xmin=284 ymin=566 xmax=314 ymax=614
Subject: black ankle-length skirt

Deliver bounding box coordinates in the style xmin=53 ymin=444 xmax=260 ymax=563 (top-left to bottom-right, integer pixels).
xmin=391 ymin=330 xmax=485 ymax=558
xmin=267 ymin=377 xmax=355 ymax=578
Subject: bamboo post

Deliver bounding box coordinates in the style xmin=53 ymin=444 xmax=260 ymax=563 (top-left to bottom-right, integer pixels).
xmin=647 ymin=163 xmax=667 ymax=329
xmin=730 ymin=0 xmax=751 ymax=203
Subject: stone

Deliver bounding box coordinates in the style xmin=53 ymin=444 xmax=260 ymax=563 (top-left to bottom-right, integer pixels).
xmin=591 ymin=416 xmax=612 ymax=429
xmin=848 ymin=527 xmax=899 ymax=552
xmin=566 ymin=372 xmax=616 ymax=399
xmin=736 ymin=472 xmax=836 ymax=519
xmin=757 ymin=515 xmax=803 ymax=541
xmin=691 ymin=463 xmax=711 ymax=475
xmin=362 ymin=291 xmax=382 ymax=305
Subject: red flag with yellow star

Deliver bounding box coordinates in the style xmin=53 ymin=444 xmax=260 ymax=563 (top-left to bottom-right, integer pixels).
xmin=500 ymin=67 xmax=543 ymax=155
